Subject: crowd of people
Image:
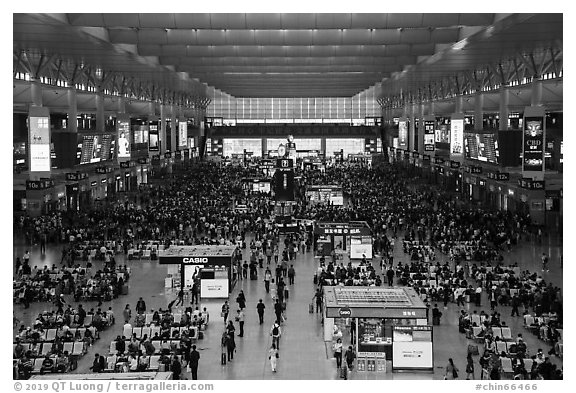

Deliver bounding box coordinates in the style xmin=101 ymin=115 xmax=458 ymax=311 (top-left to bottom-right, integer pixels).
xmin=13 ymin=158 xmax=562 ymax=380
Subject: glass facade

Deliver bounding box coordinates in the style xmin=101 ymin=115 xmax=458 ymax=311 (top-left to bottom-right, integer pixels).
xmin=207 ymin=90 xmax=380 ymax=121
xmin=267 ymin=138 xmax=321 ymax=152
xmin=222 ymin=138 xmax=263 ymax=157
xmin=325 ymin=138 xmax=365 ymax=157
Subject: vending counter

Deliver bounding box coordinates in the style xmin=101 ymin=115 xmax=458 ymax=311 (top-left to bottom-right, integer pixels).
xmin=323 ymin=286 xmax=433 ymax=373
xmin=159 ymin=245 xmax=236 ymax=299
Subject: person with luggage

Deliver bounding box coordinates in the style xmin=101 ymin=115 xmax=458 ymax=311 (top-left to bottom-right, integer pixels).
xmin=313 ymin=288 xmax=323 ymax=313
xmin=445 ymin=358 xmax=459 ymax=379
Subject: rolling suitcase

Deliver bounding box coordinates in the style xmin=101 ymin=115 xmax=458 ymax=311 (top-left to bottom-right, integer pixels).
xmin=309 ymin=303 xmax=314 ymax=313
xmin=121 ymin=284 xmax=129 ymax=295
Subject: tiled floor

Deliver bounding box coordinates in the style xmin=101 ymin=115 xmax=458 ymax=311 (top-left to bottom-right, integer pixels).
xmin=13 ymin=231 xmax=562 ymax=380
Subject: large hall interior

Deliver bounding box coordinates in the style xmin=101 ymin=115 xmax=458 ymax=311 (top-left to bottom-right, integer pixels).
xmin=12 ymin=12 xmax=563 ymax=381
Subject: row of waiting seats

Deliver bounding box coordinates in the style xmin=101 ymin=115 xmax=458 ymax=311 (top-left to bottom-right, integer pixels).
xmin=500 ymin=357 xmax=535 ymax=376
xmin=18 ymin=327 xmax=98 ymax=343
xmin=471 ymin=326 xmax=514 ymax=342
xmin=131 ymin=312 xmax=201 ymax=327
xmin=103 ymin=354 xmax=163 ymax=373
xmin=122 ymin=326 xmax=198 ymax=341
xmin=109 ymin=339 xmax=186 ymax=356
xmin=14 ymin=341 xmax=85 ymax=358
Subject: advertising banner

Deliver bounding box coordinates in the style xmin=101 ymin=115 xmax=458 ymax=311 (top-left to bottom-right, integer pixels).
xmin=149 ymin=120 xmax=160 ymax=151
xmin=398 ymin=118 xmax=408 ymax=149
xmin=392 ymin=326 xmax=433 ymax=371
xmin=200 ymin=278 xmax=229 ymax=298
xmin=116 ymin=114 xmax=131 ymax=159
xmin=450 ymin=114 xmax=464 ymax=158
xmin=178 ymin=120 xmax=188 ymax=147
xmin=523 ymin=111 xmax=545 ymax=174
xmin=424 ymin=119 xmax=435 ymax=151
xmin=350 ymin=236 xmax=373 ymax=259
xmin=28 ymin=114 xmax=51 ymax=172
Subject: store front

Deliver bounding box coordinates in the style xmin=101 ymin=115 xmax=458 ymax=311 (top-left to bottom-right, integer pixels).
xmin=323 ymin=286 xmax=432 ymax=373
xmin=159 ymin=245 xmax=237 ymax=299
xmin=314 ymin=221 xmax=372 ymax=262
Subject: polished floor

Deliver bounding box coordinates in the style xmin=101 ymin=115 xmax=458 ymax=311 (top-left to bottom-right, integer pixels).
xmin=13 ymin=231 xmax=563 ymax=380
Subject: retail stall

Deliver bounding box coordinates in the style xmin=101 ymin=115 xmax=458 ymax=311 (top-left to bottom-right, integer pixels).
xmin=159 ymin=245 xmax=236 ymax=299
xmin=314 ymin=221 xmax=372 ymax=262
xmin=323 ymin=286 xmax=432 ymax=373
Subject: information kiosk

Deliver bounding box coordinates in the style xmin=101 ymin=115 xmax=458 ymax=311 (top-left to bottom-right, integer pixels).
xmin=306 ymin=185 xmax=344 ymax=205
xmin=323 ymin=286 xmax=432 ymax=373
xmin=159 ymin=245 xmax=236 ymax=299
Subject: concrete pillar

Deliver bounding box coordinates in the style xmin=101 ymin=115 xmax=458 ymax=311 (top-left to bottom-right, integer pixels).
xmin=408 ymin=104 xmax=416 ymax=151
xmin=160 ymin=104 xmax=167 ymax=154
xmin=531 ymin=78 xmax=543 ymax=106
xmin=474 ymin=92 xmax=484 ymax=131
xmin=499 ymin=86 xmax=510 ymax=131
xmin=321 ymin=138 xmax=327 ymax=156
xmin=30 ymin=77 xmax=43 ymax=107
xmin=67 ymin=83 xmax=78 ymax=133
xmin=171 ymin=105 xmax=177 ymax=152
xmin=417 ymin=103 xmax=426 ymax=153
xmin=428 ymin=101 xmax=435 ymax=116
xmin=117 ymin=96 xmax=126 ymax=114
xmin=95 ymin=88 xmax=105 ymax=132
xmin=454 ymin=95 xmax=464 ymax=114
xmin=148 ymin=101 xmax=156 ymax=116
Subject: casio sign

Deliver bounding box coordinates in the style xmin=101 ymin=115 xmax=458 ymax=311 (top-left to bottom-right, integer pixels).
xmin=182 ymin=257 xmax=208 ymax=263
xmin=338 ymin=307 xmax=352 ymax=317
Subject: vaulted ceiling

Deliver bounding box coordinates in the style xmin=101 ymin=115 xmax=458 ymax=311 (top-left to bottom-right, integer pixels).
xmin=13 ymin=13 xmax=562 ymax=99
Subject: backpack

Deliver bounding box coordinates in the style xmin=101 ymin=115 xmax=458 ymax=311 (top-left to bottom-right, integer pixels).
xmin=272 ymin=326 xmax=279 ymax=336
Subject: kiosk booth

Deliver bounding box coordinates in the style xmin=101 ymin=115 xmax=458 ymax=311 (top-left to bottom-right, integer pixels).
xmin=159 ymin=245 xmax=236 ymax=299
xmin=314 ymin=221 xmax=372 ymax=263
xmin=306 ymin=185 xmax=344 ymax=205
xmin=323 ymin=286 xmax=432 ymax=373
xmin=241 ymin=177 xmax=272 ymax=193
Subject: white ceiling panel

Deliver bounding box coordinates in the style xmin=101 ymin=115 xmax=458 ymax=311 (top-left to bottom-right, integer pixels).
xmin=13 ymin=13 xmax=561 ymax=99
xmin=138 ymin=14 xmax=176 ymax=29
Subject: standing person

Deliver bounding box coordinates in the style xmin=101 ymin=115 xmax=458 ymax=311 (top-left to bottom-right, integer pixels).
xmin=475 ymin=285 xmax=483 ymax=307
xmin=287 ymin=265 xmax=296 ymax=285
xmin=171 ymin=355 xmax=182 ymax=380
xmin=511 ymin=294 xmax=521 ymax=317
xmin=541 ymin=253 xmax=549 ymax=272
xmin=264 ymin=267 xmax=272 ymax=293
xmin=333 ymin=338 xmax=343 ymax=369
xmin=226 ymin=331 xmax=236 ymax=362
xmin=432 ymin=304 xmax=442 ymax=325
xmin=236 ymin=309 xmax=245 ymax=337
xmin=220 ymin=332 xmax=228 ymax=365
xmin=221 ymin=301 xmax=230 ymax=324
xmin=313 ymin=288 xmax=323 ymax=313
xmin=270 ymin=321 xmax=281 ymax=350
xmin=344 ymin=346 xmax=356 ymax=370
xmin=256 ymin=299 xmax=265 ymax=324
xmin=190 ymin=281 xmax=199 ymax=305
xmin=489 ymin=287 xmax=498 ymax=311
xmin=386 ymin=267 xmax=395 ymax=286
xmin=445 ymin=358 xmax=459 ymax=379
xmin=123 ymin=304 xmax=132 ymax=323
xmin=189 ymin=345 xmax=200 ymax=380
xmin=465 ymin=353 xmax=475 ymax=380
xmin=136 ymin=297 xmax=146 ymax=314
xmin=268 ymin=343 xmax=279 ymax=372
xmin=236 ymin=290 xmax=246 ymax=310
